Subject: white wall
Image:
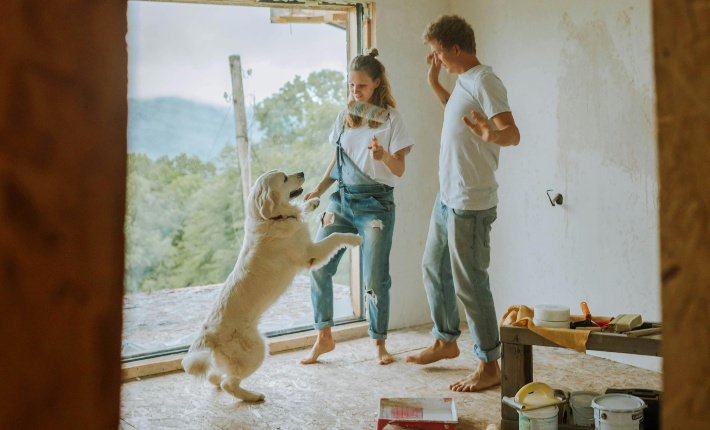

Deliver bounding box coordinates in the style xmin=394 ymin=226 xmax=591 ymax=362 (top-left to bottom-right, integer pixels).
xmin=375 ymin=0 xmax=661 ymax=371
xmin=371 ymin=0 xmax=452 ymax=330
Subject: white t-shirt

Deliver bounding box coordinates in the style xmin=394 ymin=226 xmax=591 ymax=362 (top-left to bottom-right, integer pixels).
xmin=329 ymin=107 xmax=414 ymax=187
xmin=439 ymin=65 xmax=511 ymax=210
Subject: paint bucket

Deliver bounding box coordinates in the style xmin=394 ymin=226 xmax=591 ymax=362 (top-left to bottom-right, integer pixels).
xmin=569 ymin=391 xmax=598 ymax=426
xmin=518 ymin=405 xmax=558 ymax=430
xmin=533 ymin=305 xmax=571 ymax=329
xmin=591 ymin=394 xmax=646 ymax=430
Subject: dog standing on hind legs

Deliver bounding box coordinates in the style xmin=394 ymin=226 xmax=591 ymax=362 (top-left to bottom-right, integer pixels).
xmin=181 ymin=170 xmax=362 ymax=401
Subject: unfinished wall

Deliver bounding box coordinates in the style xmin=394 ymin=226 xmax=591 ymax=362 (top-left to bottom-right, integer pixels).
xmin=375 ymin=1 xmax=661 ymax=370
xmin=447 ymin=0 xmax=660 ymax=370
xmin=367 ymin=0 xmax=452 ymax=330
xmin=0 ymin=1 xmax=127 ymax=429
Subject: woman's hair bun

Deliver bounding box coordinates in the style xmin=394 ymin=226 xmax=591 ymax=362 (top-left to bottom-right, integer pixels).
xmin=366 ymin=48 xmax=379 ymax=58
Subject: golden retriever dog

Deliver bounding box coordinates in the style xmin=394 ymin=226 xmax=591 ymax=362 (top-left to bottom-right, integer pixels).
xmin=181 ymin=170 xmax=361 ymax=401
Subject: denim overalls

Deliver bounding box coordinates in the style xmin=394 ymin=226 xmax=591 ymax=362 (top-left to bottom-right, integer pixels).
xmin=309 ymin=121 xmax=395 ymax=340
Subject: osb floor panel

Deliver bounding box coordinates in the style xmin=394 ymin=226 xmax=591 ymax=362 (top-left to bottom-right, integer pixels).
xmin=120 ymin=324 xmax=661 ymax=430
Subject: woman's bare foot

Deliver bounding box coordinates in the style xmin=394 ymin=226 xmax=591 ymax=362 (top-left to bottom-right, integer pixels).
xmin=300 ymin=328 xmax=335 ymax=364
xmin=375 ymin=339 xmax=393 ymax=365
xmin=405 ymin=339 xmax=460 ymax=364
xmin=450 ymin=360 xmax=501 ymax=392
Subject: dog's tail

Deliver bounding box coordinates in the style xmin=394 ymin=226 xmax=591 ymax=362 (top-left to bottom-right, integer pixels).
xmin=181 ymin=335 xmax=212 ymax=377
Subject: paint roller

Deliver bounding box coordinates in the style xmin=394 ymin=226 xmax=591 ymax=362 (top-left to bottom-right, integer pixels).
xmin=502 ymin=381 xmax=567 ymax=411
xmin=347 ymin=100 xmax=389 ymax=124
xmin=346 ymin=100 xmax=390 ymax=150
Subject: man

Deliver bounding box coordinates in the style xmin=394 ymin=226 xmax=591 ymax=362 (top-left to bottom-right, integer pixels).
xmin=405 ymin=15 xmax=520 ymax=393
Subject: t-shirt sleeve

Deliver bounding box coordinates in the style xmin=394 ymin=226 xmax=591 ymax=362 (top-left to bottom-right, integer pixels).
xmin=329 ymin=110 xmax=346 ymax=146
xmin=386 ymin=109 xmax=415 ymax=155
xmin=478 ymin=73 xmax=511 ymax=119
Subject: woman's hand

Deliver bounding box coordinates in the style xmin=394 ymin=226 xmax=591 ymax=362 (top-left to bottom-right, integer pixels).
xmin=370 ymin=136 xmax=407 ymax=177
xmin=369 ymin=137 xmax=388 ymax=161
xmin=303 ymin=189 xmax=323 ymax=201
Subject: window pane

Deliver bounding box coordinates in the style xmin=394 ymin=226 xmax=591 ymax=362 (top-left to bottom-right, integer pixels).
xmin=124 ymin=1 xmax=357 ymax=360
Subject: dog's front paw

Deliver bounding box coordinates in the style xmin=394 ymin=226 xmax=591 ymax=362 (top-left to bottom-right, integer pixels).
xmin=346 ymin=234 xmax=363 ymax=247
xmin=302 ymin=197 xmax=320 ymax=213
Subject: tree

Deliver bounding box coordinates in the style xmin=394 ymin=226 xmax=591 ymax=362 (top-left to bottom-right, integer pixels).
xmin=252 ymin=69 xmax=347 ymax=193
xmin=125 ymin=69 xmax=347 ymax=294
xmin=125 ymin=153 xmax=230 ymax=292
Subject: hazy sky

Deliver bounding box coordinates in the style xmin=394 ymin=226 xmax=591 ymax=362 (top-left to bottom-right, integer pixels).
xmin=127 ymin=1 xmax=348 ymax=107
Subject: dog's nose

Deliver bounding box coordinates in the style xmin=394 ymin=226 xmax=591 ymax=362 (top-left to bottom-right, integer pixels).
xmin=296 ymin=172 xmax=305 ymax=178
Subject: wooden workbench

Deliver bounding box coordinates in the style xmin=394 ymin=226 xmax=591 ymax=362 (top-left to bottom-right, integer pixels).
xmin=500 ymin=325 xmax=661 ymax=430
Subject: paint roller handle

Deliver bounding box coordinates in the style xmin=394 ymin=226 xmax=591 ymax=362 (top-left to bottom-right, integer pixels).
xmin=580 ymin=301 xmax=592 ymax=319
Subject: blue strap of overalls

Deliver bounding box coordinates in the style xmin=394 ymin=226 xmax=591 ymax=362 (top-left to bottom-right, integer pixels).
xmin=335 ymin=123 xmax=347 ymax=209
xmin=334 ymin=116 xmax=392 ymax=209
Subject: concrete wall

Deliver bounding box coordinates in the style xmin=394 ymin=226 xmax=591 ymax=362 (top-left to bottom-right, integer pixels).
xmin=375 ymin=0 xmax=660 ymax=370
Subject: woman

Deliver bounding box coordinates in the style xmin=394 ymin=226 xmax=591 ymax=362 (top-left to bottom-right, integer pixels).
xmin=300 ymin=49 xmax=414 ymax=365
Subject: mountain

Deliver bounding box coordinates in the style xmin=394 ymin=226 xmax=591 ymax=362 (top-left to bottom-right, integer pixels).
xmin=128 ymin=96 xmax=261 ymax=161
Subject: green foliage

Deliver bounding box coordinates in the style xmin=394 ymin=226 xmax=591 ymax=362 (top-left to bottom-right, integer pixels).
xmin=124 ymin=152 xmax=239 ymax=293
xmin=125 ymin=70 xmax=348 ymax=294
xmin=252 ymin=69 xmax=346 ymax=192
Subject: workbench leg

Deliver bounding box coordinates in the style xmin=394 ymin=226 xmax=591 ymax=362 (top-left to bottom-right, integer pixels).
xmin=501 ymin=342 xmax=533 ymax=426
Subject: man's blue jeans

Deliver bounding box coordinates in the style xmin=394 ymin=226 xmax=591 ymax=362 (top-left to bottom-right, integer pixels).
xmin=310 ymin=185 xmax=395 ymax=340
xmin=421 ymin=192 xmax=501 ymax=362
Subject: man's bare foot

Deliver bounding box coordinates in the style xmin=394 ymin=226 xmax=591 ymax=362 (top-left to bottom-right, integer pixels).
xmin=300 ymin=329 xmax=335 ymax=364
xmin=375 ymin=339 xmax=393 ymax=365
xmin=450 ymin=360 xmax=501 ymax=392
xmin=405 ymin=340 xmax=460 ymax=364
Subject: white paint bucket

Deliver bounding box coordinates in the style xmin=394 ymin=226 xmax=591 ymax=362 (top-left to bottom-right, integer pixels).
xmin=518 ymin=405 xmax=558 ymax=430
xmin=569 ymin=391 xmax=598 ymax=426
xmin=591 ymin=394 xmax=646 ymax=430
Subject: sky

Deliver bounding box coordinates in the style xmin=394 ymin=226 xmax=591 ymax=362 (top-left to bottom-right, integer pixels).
xmin=127 ymin=1 xmax=348 ymax=107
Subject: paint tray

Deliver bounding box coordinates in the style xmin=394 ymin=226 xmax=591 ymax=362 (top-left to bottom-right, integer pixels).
xmin=377 ymin=397 xmax=457 ymax=430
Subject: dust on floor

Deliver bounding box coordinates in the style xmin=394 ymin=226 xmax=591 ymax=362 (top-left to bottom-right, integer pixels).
xmin=120 ymin=324 xmax=661 ymax=430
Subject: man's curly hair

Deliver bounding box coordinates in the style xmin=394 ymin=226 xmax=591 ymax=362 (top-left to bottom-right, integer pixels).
xmin=422 ymin=14 xmax=476 ymax=54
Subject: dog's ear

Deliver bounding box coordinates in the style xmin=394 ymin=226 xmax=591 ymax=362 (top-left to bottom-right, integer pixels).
xmin=248 ymin=183 xmax=281 ymax=220
xmin=258 ymin=189 xmax=280 ymax=219
xmin=247 ymin=170 xmax=288 ymax=220
xmin=247 ymin=182 xmax=270 ymax=220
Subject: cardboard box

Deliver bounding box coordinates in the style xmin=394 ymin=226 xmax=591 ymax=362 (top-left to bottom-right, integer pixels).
xmin=377 ymin=397 xmax=458 ymax=430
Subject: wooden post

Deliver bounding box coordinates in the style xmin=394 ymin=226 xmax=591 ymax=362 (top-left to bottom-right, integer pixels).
xmin=0 ymin=1 xmax=126 ymax=428
xmin=229 ymin=55 xmax=251 ymax=213
xmin=501 ymin=341 xmax=533 ymax=429
xmin=654 ymin=1 xmax=710 ymax=429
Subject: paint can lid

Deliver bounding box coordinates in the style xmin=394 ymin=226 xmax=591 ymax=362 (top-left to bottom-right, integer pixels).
xmin=534 ymin=304 xmax=570 ymax=322
xmin=592 ymin=394 xmax=647 ymax=412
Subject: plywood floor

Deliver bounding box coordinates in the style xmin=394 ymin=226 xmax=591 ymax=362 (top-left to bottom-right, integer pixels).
xmin=120 ymin=324 xmax=661 ymax=430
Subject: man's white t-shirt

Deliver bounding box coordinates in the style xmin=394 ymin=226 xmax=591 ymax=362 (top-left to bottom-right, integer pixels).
xmin=329 ymin=108 xmax=414 ymax=187
xmin=440 ymin=65 xmax=511 ymax=210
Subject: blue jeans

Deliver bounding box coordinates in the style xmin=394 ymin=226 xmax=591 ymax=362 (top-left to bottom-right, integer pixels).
xmin=421 ymin=193 xmax=501 ymax=362
xmin=310 ymin=184 xmax=395 ymax=340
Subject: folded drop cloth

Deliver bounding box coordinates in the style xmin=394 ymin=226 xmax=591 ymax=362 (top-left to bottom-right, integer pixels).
xmin=500 ymin=305 xmax=600 ymax=353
